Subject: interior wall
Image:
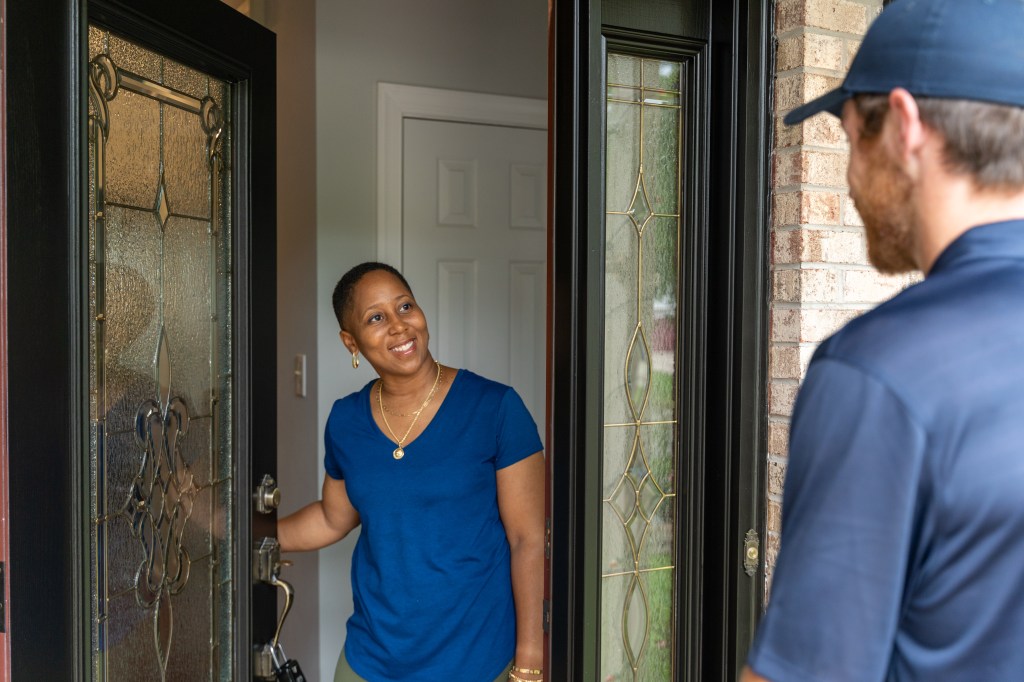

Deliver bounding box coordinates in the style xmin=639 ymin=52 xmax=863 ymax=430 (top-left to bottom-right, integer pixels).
xmin=314 ymin=0 xmax=546 ymax=677
xmin=251 ymin=0 xmax=322 ymax=671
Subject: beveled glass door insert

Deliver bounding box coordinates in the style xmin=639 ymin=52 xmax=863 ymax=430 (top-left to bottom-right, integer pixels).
xmin=87 ymin=26 xmax=234 ymax=681
xmin=601 ymin=52 xmax=682 ymax=681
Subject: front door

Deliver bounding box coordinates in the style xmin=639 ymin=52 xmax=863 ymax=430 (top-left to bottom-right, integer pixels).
xmin=4 ymin=0 xmax=278 ymax=678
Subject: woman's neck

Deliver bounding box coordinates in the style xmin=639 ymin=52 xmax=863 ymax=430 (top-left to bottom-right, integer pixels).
xmin=378 ymin=359 xmax=440 ymax=404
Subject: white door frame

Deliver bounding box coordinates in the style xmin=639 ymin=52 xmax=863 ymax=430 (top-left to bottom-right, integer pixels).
xmin=376 ymin=83 xmax=547 ymax=269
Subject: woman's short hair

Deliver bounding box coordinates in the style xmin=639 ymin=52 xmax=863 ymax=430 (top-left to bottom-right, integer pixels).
xmin=332 ymin=262 xmax=413 ymax=331
xmin=854 ymin=94 xmax=1024 ymax=191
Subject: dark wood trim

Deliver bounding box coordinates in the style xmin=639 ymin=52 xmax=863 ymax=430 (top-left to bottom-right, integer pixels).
xmin=699 ymin=1 xmax=771 ymax=678
xmin=543 ymin=0 xmax=555 ymax=674
xmin=548 ymin=0 xmax=603 ymax=679
xmin=0 ymin=0 xmax=10 ymax=676
xmin=6 ymin=0 xmax=83 ymax=675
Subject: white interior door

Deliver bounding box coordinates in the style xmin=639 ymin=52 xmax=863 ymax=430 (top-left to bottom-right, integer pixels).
xmin=402 ymin=117 xmax=547 ymax=429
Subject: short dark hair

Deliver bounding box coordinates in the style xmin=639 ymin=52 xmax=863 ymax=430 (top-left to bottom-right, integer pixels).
xmin=853 ymin=94 xmax=1024 ymax=191
xmin=332 ymin=262 xmax=413 ymax=331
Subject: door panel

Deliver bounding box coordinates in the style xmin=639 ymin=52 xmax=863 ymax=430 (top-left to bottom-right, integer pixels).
xmin=87 ymin=26 xmax=235 ymax=679
xmin=4 ymin=0 xmax=276 ymax=678
xmin=403 ymin=118 xmax=547 ymax=427
xmin=549 ymin=1 xmax=771 ymax=679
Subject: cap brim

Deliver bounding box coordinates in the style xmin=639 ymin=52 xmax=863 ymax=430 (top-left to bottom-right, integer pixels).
xmin=783 ymin=87 xmax=850 ymax=125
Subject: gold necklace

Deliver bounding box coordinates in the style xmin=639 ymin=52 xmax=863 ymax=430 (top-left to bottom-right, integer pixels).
xmin=378 ymin=361 xmax=442 ymax=460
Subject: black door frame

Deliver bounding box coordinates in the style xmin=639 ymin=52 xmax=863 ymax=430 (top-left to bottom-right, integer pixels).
xmin=548 ymin=0 xmax=771 ymax=679
xmin=4 ymin=0 xmax=275 ymax=677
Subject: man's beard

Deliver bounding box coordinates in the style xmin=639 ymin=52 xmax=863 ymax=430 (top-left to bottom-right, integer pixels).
xmin=850 ymin=142 xmax=919 ymax=274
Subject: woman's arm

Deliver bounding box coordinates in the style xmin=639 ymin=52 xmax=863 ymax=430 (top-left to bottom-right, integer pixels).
xmin=497 ymin=451 xmax=546 ymax=677
xmin=278 ymin=475 xmax=360 ymax=552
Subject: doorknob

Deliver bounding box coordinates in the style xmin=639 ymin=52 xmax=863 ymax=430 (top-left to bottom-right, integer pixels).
xmin=255 ymin=474 xmax=281 ymax=514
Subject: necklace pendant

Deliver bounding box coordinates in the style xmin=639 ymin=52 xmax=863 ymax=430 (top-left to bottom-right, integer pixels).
xmin=393 ymin=447 xmax=405 ymax=460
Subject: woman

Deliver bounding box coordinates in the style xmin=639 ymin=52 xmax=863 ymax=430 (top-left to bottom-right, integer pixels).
xmin=279 ymin=262 xmax=545 ymax=682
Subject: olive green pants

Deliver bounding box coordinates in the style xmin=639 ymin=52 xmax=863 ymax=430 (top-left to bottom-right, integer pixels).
xmin=334 ymin=648 xmax=513 ymax=682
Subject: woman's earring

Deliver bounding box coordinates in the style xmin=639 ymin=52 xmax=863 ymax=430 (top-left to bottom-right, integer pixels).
xmin=351 ymin=352 xmax=360 ymax=369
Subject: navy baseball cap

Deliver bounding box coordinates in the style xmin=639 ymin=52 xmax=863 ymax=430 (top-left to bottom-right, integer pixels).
xmin=784 ymin=0 xmax=1024 ymax=125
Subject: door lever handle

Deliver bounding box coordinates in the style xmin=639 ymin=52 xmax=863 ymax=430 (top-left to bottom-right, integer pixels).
xmin=269 ymin=573 xmax=295 ymax=649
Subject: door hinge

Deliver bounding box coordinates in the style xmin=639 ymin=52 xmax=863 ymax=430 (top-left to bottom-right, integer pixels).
xmin=743 ymin=529 xmax=760 ymax=577
xmin=542 ymin=598 xmax=550 ymax=634
xmin=544 ymin=517 xmax=551 ymax=560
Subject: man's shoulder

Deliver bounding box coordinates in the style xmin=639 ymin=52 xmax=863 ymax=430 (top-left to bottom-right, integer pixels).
xmin=814 ymin=262 xmax=1024 ymax=397
xmin=814 ymin=279 xmax=937 ymax=372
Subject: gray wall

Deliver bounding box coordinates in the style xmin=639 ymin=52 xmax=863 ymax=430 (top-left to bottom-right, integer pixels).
xmin=314 ymin=1 xmax=547 ymax=677
xmin=257 ymin=0 xmax=322 ymax=672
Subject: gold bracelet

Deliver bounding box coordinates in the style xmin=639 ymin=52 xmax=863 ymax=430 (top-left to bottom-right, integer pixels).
xmin=512 ymin=666 xmax=543 ymax=675
xmin=512 ymin=667 xmax=544 ymax=679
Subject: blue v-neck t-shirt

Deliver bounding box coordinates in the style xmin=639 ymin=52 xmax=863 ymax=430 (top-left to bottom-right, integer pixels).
xmin=324 ymin=369 xmax=542 ymax=682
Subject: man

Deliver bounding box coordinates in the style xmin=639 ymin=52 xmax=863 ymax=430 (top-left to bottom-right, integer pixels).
xmin=742 ymin=1 xmax=1024 ymax=680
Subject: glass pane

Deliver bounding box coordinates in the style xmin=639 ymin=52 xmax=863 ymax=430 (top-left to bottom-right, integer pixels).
xmin=641 ymin=423 xmax=676 ymax=496
xmin=641 ymin=105 xmax=681 ymax=215
xmin=604 ymin=214 xmax=639 ymax=425
xmin=602 ymin=498 xmax=635 ymax=577
xmin=109 ymin=34 xmax=162 ymax=82
xmin=606 ymin=101 xmax=640 ymax=212
xmin=89 ymin=25 xmax=107 ymax=61
xmin=642 ymin=58 xmax=681 ymax=93
xmin=609 ymin=53 xmax=641 ymax=86
xmin=105 ymin=90 xmax=161 ymax=210
xmin=642 ymin=217 xmax=679 ymax=423
xmin=164 ymin=216 xmax=213 ymax=415
xmin=638 ymin=569 xmax=674 ymax=681
xmin=641 ymin=492 xmax=674 ymax=570
xmin=601 ymin=574 xmax=634 ymax=680
xmin=601 ymin=52 xmax=681 ymax=681
xmin=164 ymin=106 xmax=211 ymax=219
xmin=88 ymin=26 xmax=233 ymax=682
xmin=104 ymin=206 xmax=162 ymax=435
xmin=608 ymin=85 xmax=641 ymax=103
xmin=163 ymin=58 xmax=209 ymax=100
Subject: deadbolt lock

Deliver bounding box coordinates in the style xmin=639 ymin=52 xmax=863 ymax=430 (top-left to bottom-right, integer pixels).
xmin=255 ymin=474 xmax=281 ymax=514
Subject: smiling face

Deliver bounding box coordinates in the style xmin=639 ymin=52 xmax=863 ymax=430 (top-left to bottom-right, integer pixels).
xmin=340 ymin=269 xmax=432 ymax=377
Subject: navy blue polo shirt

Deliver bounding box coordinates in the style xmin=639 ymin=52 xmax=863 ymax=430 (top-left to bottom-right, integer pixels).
xmin=748 ymin=221 xmax=1024 ymax=681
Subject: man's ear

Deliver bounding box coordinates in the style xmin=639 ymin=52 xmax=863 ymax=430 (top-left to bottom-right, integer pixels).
xmin=340 ymin=329 xmax=357 ymax=356
xmin=887 ymin=87 xmax=927 ymax=163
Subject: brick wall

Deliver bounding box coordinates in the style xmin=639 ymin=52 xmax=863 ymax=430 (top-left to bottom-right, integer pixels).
xmin=766 ymin=0 xmax=918 ymax=595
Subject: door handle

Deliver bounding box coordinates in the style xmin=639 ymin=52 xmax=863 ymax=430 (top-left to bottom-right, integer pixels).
xmin=268 ymin=573 xmax=294 ymax=650
xmin=253 ymin=538 xmax=305 ymax=680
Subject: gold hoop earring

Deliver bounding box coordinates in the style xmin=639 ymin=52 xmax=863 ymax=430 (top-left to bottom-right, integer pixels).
xmin=352 ymin=353 xmax=360 ymax=369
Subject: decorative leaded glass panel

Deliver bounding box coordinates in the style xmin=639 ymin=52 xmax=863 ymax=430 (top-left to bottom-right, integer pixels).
xmin=602 ymin=52 xmax=682 ymax=681
xmin=87 ymin=25 xmax=234 ymax=682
